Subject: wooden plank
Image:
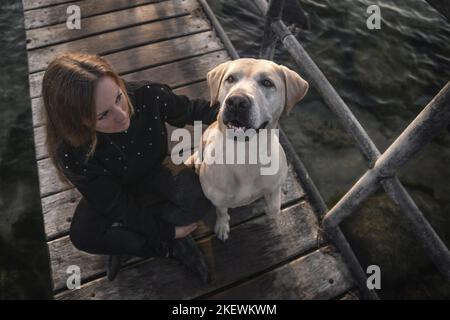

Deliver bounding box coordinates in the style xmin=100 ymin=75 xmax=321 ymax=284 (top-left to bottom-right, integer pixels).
xmin=29 ymin=72 xmax=45 ymax=99
xmin=55 ymin=201 xmax=320 ymax=299
xmin=31 ymin=99 xmax=44 ymax=127
xmin=339 ymin=290 xmax=360 ymax=300
xmin=34 ymin=79 xmax=215 ymax=198
xmin=23 ymin=0 xmax=78 ymax=11
xmin=204 ymin=247 xmax=355 ymax=300
xmin=34 ymin=125 xmax=47 ymax=160
xmin=121 ymin=52 xmax=228 ymax=92
xmin=173 ymin=81 xmax=209 ymax=98
xmin=27 ymin=14 xmax=212 ymax=73
xmin=25 ymin=0 xmax=201 ymax=49
xmin=25 ymin=0 xmax=165 ymax=30
xmin=43 ymin=188 xmax=81 ymax=240
xmin=43 ymin=163 xmax=304 ymax=241
xmin=37 ymin=157 xmax=73 ymax=198
xmin=31 ymin=50 xmax=229 ymax=128
xmin=102 ymin=31 xmax=224 ymax=75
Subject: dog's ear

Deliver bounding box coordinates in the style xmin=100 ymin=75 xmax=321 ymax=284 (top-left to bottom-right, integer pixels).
xmin=278 ymin=65 xmax=309 ymax=116
xmin=207 ymin=60 xmax=232 ymax=107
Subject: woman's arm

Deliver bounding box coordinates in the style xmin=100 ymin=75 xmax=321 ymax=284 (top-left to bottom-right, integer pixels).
xmin=137 ymin=82 xmax=220 ymax=127
xmin=59 ymin=145 xmax=175 ymax=245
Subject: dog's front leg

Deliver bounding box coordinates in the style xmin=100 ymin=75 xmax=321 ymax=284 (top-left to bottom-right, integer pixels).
xmin=264 ymin=186 xmax=282 ymax=216
xmin=214 ymin=207 xmax=230 ymax=241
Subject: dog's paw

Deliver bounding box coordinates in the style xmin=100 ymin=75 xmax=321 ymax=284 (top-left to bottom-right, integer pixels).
xmin=214 ymin=219 xmax=230 ymax=241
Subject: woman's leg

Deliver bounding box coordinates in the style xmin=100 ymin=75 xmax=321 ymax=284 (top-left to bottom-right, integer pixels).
xmin=142 ymin=156 xmax=216 ymax=226
xmin=69 ymin=198 xmax=166 ymax=257
xmin=142 ymin=200 xmax=204 ymax=227
xmin=69 ymin=196 xmax=209 ymax=283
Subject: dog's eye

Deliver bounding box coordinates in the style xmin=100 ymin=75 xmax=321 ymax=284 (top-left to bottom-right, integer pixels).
xmin=225 ymin=75 xmax=235 ymax=83
xmin=262 ymin=79 xmax=274 ymax=87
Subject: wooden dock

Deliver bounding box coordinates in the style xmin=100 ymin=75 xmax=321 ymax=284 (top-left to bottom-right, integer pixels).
xmin=24 ymin=0 xmax=358 ymax=300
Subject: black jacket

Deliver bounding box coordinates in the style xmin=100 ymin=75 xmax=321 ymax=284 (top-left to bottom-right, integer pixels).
xmin=58 ymin=80 xmax=219 ymax=244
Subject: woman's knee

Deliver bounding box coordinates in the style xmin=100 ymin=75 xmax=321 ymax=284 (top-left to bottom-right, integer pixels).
xmin=69 ymin=199 xmax=104 ymax=252
xmin=69 ymin=222 xmax=92 ymax=252
xmin=176 ymin=169 xmax=215 ymax=219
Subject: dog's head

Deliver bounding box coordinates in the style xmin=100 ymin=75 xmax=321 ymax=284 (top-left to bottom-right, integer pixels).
xmin=207 ymin=58 xmax=309 ymax=133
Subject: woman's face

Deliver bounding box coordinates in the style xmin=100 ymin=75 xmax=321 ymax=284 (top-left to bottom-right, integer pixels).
xmin=94 ymin=76 xmax=130 ymax=133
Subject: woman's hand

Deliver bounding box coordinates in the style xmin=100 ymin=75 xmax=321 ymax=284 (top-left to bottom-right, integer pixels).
xmin=174 ymin=222 xmax=199 ymax=239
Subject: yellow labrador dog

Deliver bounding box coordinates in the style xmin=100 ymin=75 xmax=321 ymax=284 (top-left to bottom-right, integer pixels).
xmin=185 ymin=58 xmax=308 ymax=241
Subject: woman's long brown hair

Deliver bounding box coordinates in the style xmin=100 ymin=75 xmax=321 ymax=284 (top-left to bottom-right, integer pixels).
xmin=41 ymin=52 xmax=134 ymax=184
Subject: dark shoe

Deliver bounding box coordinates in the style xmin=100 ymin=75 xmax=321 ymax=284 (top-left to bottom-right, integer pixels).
xmin=168 ymin=235 xmax=211 ymax=284
xmin=106 ymin=255 xmax=132 ymax=281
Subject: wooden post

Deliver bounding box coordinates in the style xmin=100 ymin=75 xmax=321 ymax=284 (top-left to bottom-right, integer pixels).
xmin=323 ymin=82 xmax=450 ymax=280
xmin=259 ymin=0 xmax=285 ymax=60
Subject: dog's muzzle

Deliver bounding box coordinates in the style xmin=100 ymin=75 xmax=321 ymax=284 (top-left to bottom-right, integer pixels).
xmin=222 ymin=94 xmax=268 ymax=133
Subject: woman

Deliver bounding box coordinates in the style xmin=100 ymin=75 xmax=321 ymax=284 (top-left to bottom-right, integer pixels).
xmin=42 ymin=52 xmax=219 ymax=283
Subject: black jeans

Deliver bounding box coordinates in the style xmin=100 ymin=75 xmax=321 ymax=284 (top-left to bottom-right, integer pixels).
xmin=69 ymin=156 xmax=216 ymax=258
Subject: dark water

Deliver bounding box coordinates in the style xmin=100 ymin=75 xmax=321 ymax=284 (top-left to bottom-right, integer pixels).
xmin=208 ymin=0 xmax=450 ymax=298
xmin=0 ymin=0 xmax=449 ymax=299
xmin=0 ymin=0 xmax=52 ymax=299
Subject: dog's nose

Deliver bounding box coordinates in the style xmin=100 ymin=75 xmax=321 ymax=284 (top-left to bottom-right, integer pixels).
xmin=225 ymin=95 xmax=251 ymax=111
